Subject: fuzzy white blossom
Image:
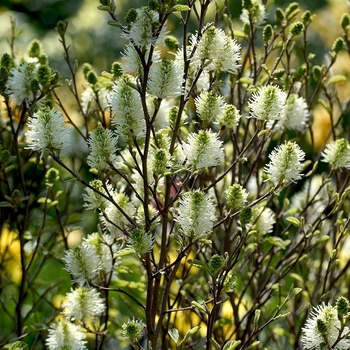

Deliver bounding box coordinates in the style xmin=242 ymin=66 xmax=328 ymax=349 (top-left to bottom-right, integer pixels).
xmin=322 ymin=138 xmax=350 ymax=169
xmin=248 ymin=85 xmax=286 ymax=122
xmin=62 ymin=287 xmax=106 ymax=323
xmin=110 ymin=76 xmax=145 ymax=141
xmin=7 ymin=62 xmax=39 ymax=106
xmin=182 ymin=130 xmax=223 ymax=170
xmin=264 ymin=141 xmax=305 ymax=186
xmin=301 ymin=303 xmax=350 ymax=350
xmin=216 ymin=104 xmax=242 ymax=130
xmin=252 ymin=206 xmax=276 ymax=235
xmin=46 ymin=320 xmax=87 ymax=350
xmin=63 ymin=242 xmax=101 ymax=285
xmin=127 ymin=228 xmax=154 ymax=256
xmin=87 ymin=125 xmax=119 ymax=171
xmin=173 ymin=190 xmax=216 ymax=237
xmin=26 ymin=107 xmax=70 ymax=155
xmin=147 ymin=60 xmax=184 ymax=99
xmin=195 ymin=91 xmax=226 ymax=127
xmin=83 ymin=180 xmax=114 ymax=211
xmin=240 ymin=1 xmax=266 ymax=27
xmin=81 ymin=86 xmax=109 ymax=114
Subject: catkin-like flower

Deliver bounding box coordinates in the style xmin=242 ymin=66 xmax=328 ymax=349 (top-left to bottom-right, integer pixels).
xmin=264 ymin=141 xmax=305 ymax=186
xmin=173 ymin=190 xmax=216 ymax=237
xmin=191 ymin=27 xmax=241 ymax=74
xmin=240 ymin=0 xmax=266 ymax=27
xmin=225 ymin=184 xmax=249 ymax=210
xmin=81 ymin=86 xmax=109 ymax=114
xmin=83 ymin=180 xmax=114 ymax=211
xmin=182 ymin=130 xmax=223 ymax=170
xmin=248 ymin=85 xmax=286 ymax=122
xmin=127 ymin=228 xmax=154 ymax=256
xmin=26 ymin=107 xmax=70 ymax=155
xmin=110 ymin=76 xmax=145 ymax=141
xmin=276 ymin=94 xmax=309 ymax=132
xmin=7 ymin=62 xmax=39 ymax=106
xmin=62 ymin=287 xmax=106 ymax=323
xmin=195 ymin=91 xmax=226 ymax=127
xmin=301 ymin=302 xmax=350 ymax=350
xmin=321 ymin=138 xmax=350 ymax=169
xmin=46 ymin=320 xmax=87 ymax=350
xmin=63 ymin=242 xmax=101 ymax=285
xmin=87 ymin=125 xmax=119 ymax=171
xmin=252 ymin=206 xmax=276 ymax=235
xmin=122 ymin=318 xmax=144 ymax=343
xmin=216 ymin=104 xmax=241 ymax=130
xmin=147 ymin=60 xmax=184 ymax=99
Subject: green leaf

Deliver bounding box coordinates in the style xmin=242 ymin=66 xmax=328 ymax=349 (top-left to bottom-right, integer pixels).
xmin=113 ymin=248 xmax=133 ymax=258
xmin=285 ymin=216 xmax=301 ymax=227
xmin=0 ymin=201 xmax=13 ymax=208
xmin=233 ymin=30 xmax=246 ymax=38
xmin=223 ymin=340 xmax=241 ymax=350
xmin=187 ymin=259 xmax=208 ymax=270
xmin=210 ymin=339 xmax=221 ymax=350
xmin=172 ymin=11 xmax=183 ymax=20
xmin=239 ymin=77 xmax=254 ymax=85
xmin=178 ymin=326 xmax=201 ymax=347
xmin=7 ymin=341 xmax=28 ymax=350
xmin=173 ymin=4 xmax=190 ymax=11
xmin=168 ymin=328 xmax=179 ymax=344
xmin=264 ymin=236 xmax=291 ymax=250
xmin=327 ymin=75 xmax=347 ymax=85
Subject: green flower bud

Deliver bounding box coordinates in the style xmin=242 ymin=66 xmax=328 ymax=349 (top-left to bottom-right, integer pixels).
xmin=312 ymin=65 xmax=323 ymax=81
xmin=0 ymin=149 xmax=11 ymax=163
xmin=273 ymin=68 xmax=285 ymax=79
xmin=285 ymin=2 xmax=299 ymax=19
xmin=293 ymin=64 xmax=306 ymax=80
xmin=28 ymin=39 xmax=42 ymax=58
xmin=56 ymin=20 xmax=68 ymax=38
xmin=290 ymin=21 xmax=304 ymax=37
xmin=148 ymin=0 xmax=160 ymax=11
xmin=336 ymin=296 xmax=350 ymax=317
xmin=125 ymin=8 xmax=138 ymax=24
xmin=316 ymin=318 xmax=327 ymax=334
xmin=111 ymin=61 xmax=122 ymax=78
xmin=122 ymin=318 xmax=144 ymax=343
xmin=0 ymin=66 xmax=8 ymax=93
xmin=208 ymin=254 xmax=226 ymax=275
xmin=332 ymin=37 xmax=346 ymax=54
xmin=341 ymin=13 xmax=350 ymax=30
xmin=243 ymin=22 xmax=250 ymax=35
xmin=82 ymin=63 xmax=93 ymax=79
xmin=239 ymin=206 xmax=252 ymax=226
xmin=275 ymin=8 xmax=285 ymax=25
xmin=262 ymin=24 xmax=273 ymax=42
xmin=45 ymin=167 xmax=60 ymax=186
xmin=30 ymin=79 xmax=39 ymax=93
xmin=242 ymin=0 xmax=253 ymax=10
xmin=167 ymin=106 xmax=179 ymax=129
xmin=223 ymin=270 xmax=236 ymax=292
xmin=37 ymin=65 xmax=50 ymax=87
xmin=302 ymin=10 xmax=312 ymax=26
xmin=1 ymin=53 xmax=14 ymax=70
xmin=128 ymin=228 xmax=154 ymax=256
xmin=12 ymin=189 xmax=21 ymax=206
xmin=50 ymin=69 xmax=60 ymax=85
xmin=225 ymin=184 xmax=248 ymax=210
xmin=152 ymin=149 xmax=168 ymax=175
xmin=38 ymin=54 xmax=48 ymax=65
xmin=87 ymin=71 xmax=98 ymax=85
xmin=164 ymin=35 xmax=179 ymax=51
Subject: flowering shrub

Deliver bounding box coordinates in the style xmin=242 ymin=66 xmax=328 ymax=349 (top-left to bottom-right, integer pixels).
xmin=1 ymin=1 xmax=350 ymax=349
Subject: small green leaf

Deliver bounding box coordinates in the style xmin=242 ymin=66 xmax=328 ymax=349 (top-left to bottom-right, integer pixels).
xmin=191 ymin=301 xmax=208 ymax=313
xmin=210 ymin=339 xmax=221 ymax=350
xmin=8 ymin=341 xmax=28 ymax=350
xmin=239 ymin=77 xmax=254 ymax=85
xmin=285 ymin=216 xmax=301 ymax=227
xmin=173 ymin=4 xmax=190 ymax=11
xmin=264 ymin=236 xmax=291 ymax=250
xmin=0 ymin=201 xmax=13 ymax=208
xmin=107 ymin=20 xmax=122 ymax=28
xmin=168 ymin=328 xmax=179 ymax=344
xmin=187 ymin=259 xmax=208 ymax=270
xmin=223 ymin=340 xmax=241 ymax=350
xmin=178 ymin=326 xmax=201 ymax=346
xmin=233 ymin=30 xmax=246 ymax=38
xmin=327 ymin=75 xmax=347 ymax=85
xmin=113 ymin=248 xmax=133 ymax=258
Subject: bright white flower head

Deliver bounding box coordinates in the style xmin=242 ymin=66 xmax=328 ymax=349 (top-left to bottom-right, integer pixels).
xmin=121 ymin=8 xmax=168 ymax=49
xmin=173 ymin=190 xmax=217 ymax=237
xmin=275 ymin=94 xmax=310 ymax=132
xmin=102 ymin=192 xmax=136 ymax=236
xmin=87 ymin=125 xmax=119 ymax=171
xmin=110 ymin=76 xmax=145 ymax=142
xmin=191 ymin=27 xmax=241 ymax=74
xmin=248 ymin=85 xmax=286 ymax=122
xmin=252 ymin=206 xmax=276 ymax=235
xmin=301 ymin=302 xmax=350 ymax=350
xmin=62 ymin=287 xmax=106 ymax=324
xmin=225 ymin=184 xmax=249 ymax=210
xmin=264 ymin=141 xmax=305 ymax=186
xmin=81 ymin=86 xmax=109 ymax=114
xmin=321 ymin=138 xmax=350 ymax=169
xmin=182 ymin=130 xmax=224 ymax=170
xmin=63 ymin=242 xmax=101 ymax=285
xmin=26 ymin=107 xmax=70 ymax=155
xmin=83 ymin=180 xmax=114 ymax=211
xmin=7 ymin=62 xmax=39 ymax=106
xmin=147 ymin=60 xmax=184 ymax=99
xmin=240 ymin=1 xmax=266 ymax=27
xmin=216 ymin=104 xmax=242 ymax=130
xmin=46 ymin=320 xmax=87 ymax=350
xmin=127 ymin=228 xmax=154 ymax=256
xmin=195 ymin=91 xmax=226 ymax=127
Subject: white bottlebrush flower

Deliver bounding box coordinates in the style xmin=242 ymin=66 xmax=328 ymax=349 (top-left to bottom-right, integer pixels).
xmin=147 ymin=60 xmax=184 ymax=99
xmin=122 ymin=318 xmax=144 ymax=343
xmin=252 ymin=206 xmax=276 ymax=235
xmin=321 ymin=138 xmax=350 ymax=169
xmin=110 ymin=76 xmax=145 ymax=141
xmin=301 ymin=303 xmax=350 ymax=350
xmin=276 ymin=94 xmax=310 ymax=132
xmin=102 ymin=192 xmax=136 ymax=236
xmin=87 ymin=125 xmax=119 ymax=171
xmin=62 ymin=287 xmax=106 ymax=323
xmin=195 ymin=91 xmax=226 ymax=127
xmin=264 ymin=141 xmax=305 ymax=186
xmin=81 ymin=86 xmax=110 ymax=114
xmin=191 ymin=27 xmax=241 ymax=74
xmin=7 ymin=62 xmax=39 ymax=106
xmin=63 ymin=242 xmax=101 ymax=285
xmin=240 ymin=1 xmax=266 ymax=27
xmin=121 ymin=8 xmax=168 ymax=49
xmin=248 ymin=85 xmax=286 ymax=122
xmin=182 ymin=130 xmax=224 ymax=170
xmin=173 ymin=190 xmax=217 ymax=237
xmin=127 ymin=228 xmax=154 ymax=256
xmin=26 ymin=107 xmax=70 ymax=154
xmin=225 ymin=184 xmax=249 ymax=210
xmin=83 ymin=180 xmax=114 ymax=211
xmin=46 ymin=320 xmax=87 ymax=350
xmin=216 ymin=104 xmax=242 ymax=130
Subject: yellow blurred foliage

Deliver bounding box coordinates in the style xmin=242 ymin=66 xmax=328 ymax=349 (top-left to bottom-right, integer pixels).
xmin=0 ymin=225 xmax=22 ymax=284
